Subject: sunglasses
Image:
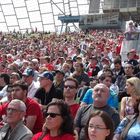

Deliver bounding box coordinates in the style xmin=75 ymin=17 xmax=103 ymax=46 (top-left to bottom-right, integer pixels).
xmin=45 ymin=112 xmax=61 ymax=118
xmin=64 ymin=85 xmax=76 ymax=89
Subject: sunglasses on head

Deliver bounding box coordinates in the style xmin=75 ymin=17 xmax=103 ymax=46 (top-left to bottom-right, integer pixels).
xmin=45 ymin=112 xmax=61 ymax=118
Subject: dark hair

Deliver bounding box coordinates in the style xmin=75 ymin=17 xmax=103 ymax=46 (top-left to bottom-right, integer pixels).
xmin=114 ymin=58 xmax=121 ymax=65
xmin=102 ymin=68 xmax=113 ymax=76
xmin=12 ymin=80 xmax=28 ymax=91
xmin=99 ymin=73 xmax=112 ymax=82
xmin=85 ymin=111 xmax=114 ymax=140
xmin=39 ymin=99 xmax=74 ymax=139
xmin=74 ymin=62 xmax=84 ymax=73
xmin=64 ymin=77 xmax=79 ymax=88
xmin=0 ymin=73 xmax=10 ymax=85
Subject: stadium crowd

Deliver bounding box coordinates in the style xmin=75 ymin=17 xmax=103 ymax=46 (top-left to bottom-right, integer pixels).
xmin=0 ymin=27 xmax=139 ymax=140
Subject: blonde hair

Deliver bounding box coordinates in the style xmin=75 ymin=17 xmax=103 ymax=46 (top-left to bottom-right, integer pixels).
xmin=126 ymin=77 xmax=140 ymax=96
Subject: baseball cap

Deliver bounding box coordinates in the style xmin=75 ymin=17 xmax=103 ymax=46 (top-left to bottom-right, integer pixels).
xmin=55 ymin=70 xmax=65 ymax=76
xmin=38 ymin=71 xmax=54 ymax=81
xmin=22 ymin=68 xmax=34 ymax=77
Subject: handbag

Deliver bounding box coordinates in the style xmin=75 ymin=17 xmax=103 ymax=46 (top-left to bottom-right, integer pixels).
xmin=120 ymin=115 xmax=137 ymax=140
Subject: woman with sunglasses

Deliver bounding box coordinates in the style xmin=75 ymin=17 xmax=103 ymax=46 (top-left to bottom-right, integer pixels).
xmin=32 ymin=99 xmax=75 ymax=140
xmin=85 ymin=111 xmax=114 ymax=140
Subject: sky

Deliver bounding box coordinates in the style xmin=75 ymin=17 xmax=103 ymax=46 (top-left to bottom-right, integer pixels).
xmin=0 ymin=0 xmax=90 ymax=33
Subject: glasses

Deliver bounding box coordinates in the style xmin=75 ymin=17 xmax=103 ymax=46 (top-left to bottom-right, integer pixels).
xmin=64 ymin=85 xmax=76 ymax=89
xmin=88 ymin=125 xmax=107 ymax=131
xmin=45 ymin=112 xmax=61 ymax=118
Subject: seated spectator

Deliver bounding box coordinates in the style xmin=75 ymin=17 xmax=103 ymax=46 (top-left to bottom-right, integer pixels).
xmin=34 ymin=71 xmax=63 ymax=109
xmin=53 ymin=70 xmax=65 ymax=92
xmin=6 ymin=63 xmax=22 ymax=78
xmin=86 ymin=56 xmax=100 ymax=77
xmin=0 ymin=80 xmax=44 ymax=134
xmin=0 ymin=63 xmax=6 ymax=73
xmin=0 ymin=99 xmax=33 ymax=140
xmin=85 ymin=111 xmax=114 ymax=140
xmin=39 ymin=56 xmax=55 ymax=71
xmin=63 ymin=77 xmax=80 ymax=118
xmin=112 ymin=57 xmax=125 ymax=79
xmin=0 ymin=84 xmax=13 ymax=104
xmin=72 ymin=62 xmax=90 ymax=88
xmin=126 ymin=50 xmax=139 ymax=69
xmin=113 ymin=98 xmax=140 ymax=140
xmin=81 ymin=74 xmax=118 ymax=110
xmin=62 ymin=63 xmax=71 ymax=78
xmin=76 ymin=77 xmax=98 ymax=103
xmin=65 ymin=59 xmax=74 ymax=73
xmin=75 ymin=83 xmax=120 ymax=140
xmin=10 ymin=72 xmax=21 ymax=84
xmin=22 ymin=68 xmax=40 ymax=98
xmin=120 ymin=77 xmax=140 ymax=120
xmin=0 ymin=73 xmax=10 ymax=99
xmin=116 ymin=62 xmax=135 ymax=102
xmin=32 ymin=99 xmax=75 ymax=140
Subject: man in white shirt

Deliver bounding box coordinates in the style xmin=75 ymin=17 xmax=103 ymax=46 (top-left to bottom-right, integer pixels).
xmin=22 ymin=68 xmax=40 ymax=98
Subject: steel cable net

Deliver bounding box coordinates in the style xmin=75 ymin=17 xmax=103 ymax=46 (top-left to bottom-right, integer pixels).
xmin=0 ymin=0 xmax=89 ymax=33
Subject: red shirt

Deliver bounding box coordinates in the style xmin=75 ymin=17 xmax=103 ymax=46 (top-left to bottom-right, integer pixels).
xmin=32 ymin=132 xmax=75 ymax=140
xmin=45 ymin=63 xmax=55 ymax=71
xmin=70 ymin=103 xmax=80 ymax=119
xmin=25 ymin=98 xmax=44 ymax=134
xmin=0 ymin=98 xmax=44 ymax=134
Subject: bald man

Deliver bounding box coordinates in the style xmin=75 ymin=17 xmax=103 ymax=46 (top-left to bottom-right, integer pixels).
xmin=75 ymin=83 xmax=120 ymax=140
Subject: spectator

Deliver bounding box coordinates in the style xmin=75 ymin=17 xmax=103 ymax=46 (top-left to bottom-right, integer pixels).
xmin=120 ymin=77 xmax=140 ymax=120
xmin=81 ymin=74 xmax=118 ymax=110
xmin=0 ymin=80 xmax=44 ymax=134
xmin=86 ymin=56 xmax=100 ymax=77
xmin=113 ymin=98 xmax=140 ymax=140
xmin=76 ymin=77 xmax=98 ymax=103
xmin=112 ymin=58 xmax=125 ymax=78
xmin=116 ymin=62 xmax=135 ymax=102
xmin=65 ymin=58 xmax=74 ymax=73
xmin=0 ymin=99 xmax=33 ymax=140
xmin=34 ymin=71 xmax=63 ymax=109
xmin=62 ymin=63 xmax=71 ymax=78
xmin=85 ymin=111 xmax=114 ymax=140
xmin=54 ymin=70 xmax=65 ymax=92
xmin=72 ymin=62 xmax=90 ymax=87
xmin=75 ymin=83 xmax=120 ymax=140
xmin=22 ymin=68 xmax=40 ymax=98
xmin=0 ymin=73 xmax=10 ymax=99
xmin=63 ymin=77 xmax=80 ymax=118
xmin=10 ymin=72 xmax=21 ymax=84
xmin=32 ymin=99 xmax=75 ymax=140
